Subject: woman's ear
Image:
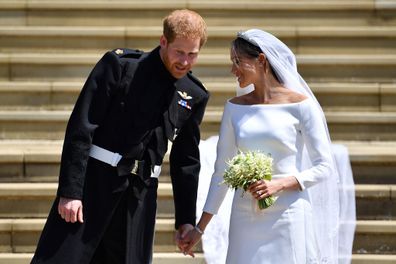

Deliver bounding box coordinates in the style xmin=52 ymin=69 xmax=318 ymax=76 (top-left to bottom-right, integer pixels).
xmin=258 ymin=53 xmax=266 ymax=65
xmin=258 ymin=53 xmax=270 ymax=73
xmin=258 ymin=53 xmax=268 ymax=71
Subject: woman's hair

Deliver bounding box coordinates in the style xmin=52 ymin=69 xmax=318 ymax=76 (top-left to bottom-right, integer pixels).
xmin=231 ymin=37 xmax=262 ymax=59
xmin=163 ymin=9 xmax=208 ymax=48
xmin=232 ymin=37 xmax=280 ymax=81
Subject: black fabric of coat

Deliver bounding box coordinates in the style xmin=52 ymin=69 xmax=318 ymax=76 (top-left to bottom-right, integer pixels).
xmin=31 ymin=46 xmax=209 ymax=264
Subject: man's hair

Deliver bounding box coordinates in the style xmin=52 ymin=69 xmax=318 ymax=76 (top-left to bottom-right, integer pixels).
xmin=163 ymin=9 xmax=208 ymax=48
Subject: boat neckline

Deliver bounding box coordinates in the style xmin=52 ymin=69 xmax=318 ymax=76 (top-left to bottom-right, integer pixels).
xmin=227 ymin=98 xmax=310 ymax=106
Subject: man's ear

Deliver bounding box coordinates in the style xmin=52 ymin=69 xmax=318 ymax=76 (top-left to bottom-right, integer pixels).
xmin=160 ymin=35 xmax=168 ymax=48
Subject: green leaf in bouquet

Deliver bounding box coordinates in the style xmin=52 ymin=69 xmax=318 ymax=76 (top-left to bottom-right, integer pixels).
xmin=222 ymin=150 xmax=276 ymax=209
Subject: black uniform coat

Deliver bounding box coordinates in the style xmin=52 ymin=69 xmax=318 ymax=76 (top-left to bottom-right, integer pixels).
xmin=31 ymin=47 xmax=209 ymax=264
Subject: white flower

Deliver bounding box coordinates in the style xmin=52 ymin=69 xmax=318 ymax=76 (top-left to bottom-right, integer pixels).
xmin=222 ymin=150 xmax=275 ymax=209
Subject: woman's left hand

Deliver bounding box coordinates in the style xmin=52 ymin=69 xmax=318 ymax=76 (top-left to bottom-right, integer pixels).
xmin=248 ymin=179 xmax=282 ymax=200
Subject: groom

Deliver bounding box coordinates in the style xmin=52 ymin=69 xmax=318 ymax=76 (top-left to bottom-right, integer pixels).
xmin=31 ymin=9 xmax=209 ymax=264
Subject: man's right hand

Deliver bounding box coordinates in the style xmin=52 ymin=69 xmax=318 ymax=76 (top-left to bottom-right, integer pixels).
xmin=58 ymin=197 xmax=84 ymax=223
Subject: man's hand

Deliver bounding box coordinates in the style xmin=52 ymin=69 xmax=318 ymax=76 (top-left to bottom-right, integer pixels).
xmin=58 ymin=197 xmax=84 ymax=223
xmin=182 ymin=227 xmax=203 ymax=257
xmin=175 ymin=223 xmax=195 ymax=257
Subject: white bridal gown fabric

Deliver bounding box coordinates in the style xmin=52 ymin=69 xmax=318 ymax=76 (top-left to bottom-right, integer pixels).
xmin=197 ymin=138 xmax=356 ymax=264
xmin=202 ymin=99 xmax=334 ymax=264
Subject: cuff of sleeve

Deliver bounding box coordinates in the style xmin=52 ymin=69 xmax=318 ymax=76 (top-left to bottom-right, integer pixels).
xmin=175 ymin=216 xmax=196 ymax=230
xmin=56 ymin=188 xmax=83 ymax=200
xmin=294 ymin=173 xmax=306 ymax=191
xmin=202 ymin=205 xmax=219 ymax=216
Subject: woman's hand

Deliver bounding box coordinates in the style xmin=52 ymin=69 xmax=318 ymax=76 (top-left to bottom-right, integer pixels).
xmin=182 ymin=227 xmax=204 ymax=257
xmin=248 ymin=179 xmax=282 ymax=200
xmin=181 ymin=212 xmax=213 ymax=257
xmin=248 ymin=176 xmax=300 ymax=200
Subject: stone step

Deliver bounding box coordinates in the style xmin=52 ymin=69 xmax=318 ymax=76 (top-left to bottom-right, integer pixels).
xmin=0 ymin=182 xmax=174 ymax=219
xmin=207 ymin=82 xmax=396 ymax=113
xmin=0 ymin=81 xmax=394 ymax=112
xmin=0 ymin=253 xmax=395 ymax=264
xmin=0 ymin=253 xmax=206 ymax=264
xmin=354 ymin=220 xmax=396 ymax=254
xmin=0 ymin=216 xmax=394 ymax=254
xmin=352 ymin=254 xmax=396 ymax=264
xmin=0 ymin=183 xmax=394 ymax=219
xmin=0 ymin=218 xmax=202 ymax=254
xmin=1 ymin=53 xmax=396 ymax=82
xmin=202 ymin=110 xmax=396 ymax=141
xmin=340 ymin=141 xmax=396 ymax=185
xmin=0 ymin=140 xmax=395 ymax=184
xmin=2 ymin=182 xmax=142 ymax=217
xmin=355 ymin=185 xmax=396 ymax=220
xmin=1 ymin=0 xmax=395 ymax=27
xmin=0 ymin=26 xmax=395 ymax=55
xmin=1 ymin=109 xmax=394 ymax=140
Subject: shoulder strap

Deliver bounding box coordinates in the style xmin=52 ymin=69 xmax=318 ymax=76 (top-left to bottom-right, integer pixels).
xmin=186 ymin=71 xmax=208 ymax=94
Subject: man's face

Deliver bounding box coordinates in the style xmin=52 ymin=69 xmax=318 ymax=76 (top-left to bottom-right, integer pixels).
xmin=159 ymin=35 xmax=201 ymax=79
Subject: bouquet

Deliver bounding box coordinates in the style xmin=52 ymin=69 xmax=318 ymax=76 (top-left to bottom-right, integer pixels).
xmin=222 ymin=150 xmax=276 ymax=210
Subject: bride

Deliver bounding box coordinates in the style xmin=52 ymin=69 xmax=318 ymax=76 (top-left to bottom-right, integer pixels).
xmin=182 ymin=29 xmax=355 ymax=263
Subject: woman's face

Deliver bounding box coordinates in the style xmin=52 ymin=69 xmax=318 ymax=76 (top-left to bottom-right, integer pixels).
xmin=230 ymin=48 xmax=260 ymax=88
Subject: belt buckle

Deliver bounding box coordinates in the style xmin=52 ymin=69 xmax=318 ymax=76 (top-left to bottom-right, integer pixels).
xmin=131 ymin=160 xmax=139 ymax=175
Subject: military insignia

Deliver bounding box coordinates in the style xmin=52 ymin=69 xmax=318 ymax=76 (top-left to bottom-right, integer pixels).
xmin=177 ymin=91 xmax=193 ymax=100
xmin=178 ymin=99 xmax=192 ymax=110
xmin=115 ymin=49 xmax=124 ymax=55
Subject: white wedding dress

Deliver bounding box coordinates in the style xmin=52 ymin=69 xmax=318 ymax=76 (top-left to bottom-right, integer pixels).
xmin=201 ymin=99 xmax=336 ymax=264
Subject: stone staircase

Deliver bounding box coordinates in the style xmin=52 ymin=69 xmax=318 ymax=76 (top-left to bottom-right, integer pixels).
xmin=0 ymin=0 xmax=395 ymax=263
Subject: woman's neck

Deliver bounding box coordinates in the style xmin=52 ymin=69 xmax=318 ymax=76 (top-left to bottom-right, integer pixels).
xmin=252 ymin=76 xmax=283 ymax=104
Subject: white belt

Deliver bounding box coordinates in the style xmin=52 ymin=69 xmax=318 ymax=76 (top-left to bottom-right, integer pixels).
xmin=89 ymin=144 xmax=161 ymax=178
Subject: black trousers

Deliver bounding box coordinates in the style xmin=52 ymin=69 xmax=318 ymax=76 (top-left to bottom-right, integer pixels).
xmin=90 ymin=175 xmax=158 ymax=264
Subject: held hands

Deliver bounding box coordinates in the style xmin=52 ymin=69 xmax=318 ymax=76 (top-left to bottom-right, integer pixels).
xmin=175 ymin=224 xmax=203 ymax=257
xmin=175 ymin=224 xmax=194 ymax=256
xmin=58 ymin=197 xmax=84 ymax=223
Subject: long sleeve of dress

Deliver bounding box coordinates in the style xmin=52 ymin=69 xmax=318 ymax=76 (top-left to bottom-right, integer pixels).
xmin=57 ymin=52 xmax=122 ymax=199
xmin=295 ymin=99 xmax=334 ymax=190
xmin=203 ymin=103 xmax=237 ymax=215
